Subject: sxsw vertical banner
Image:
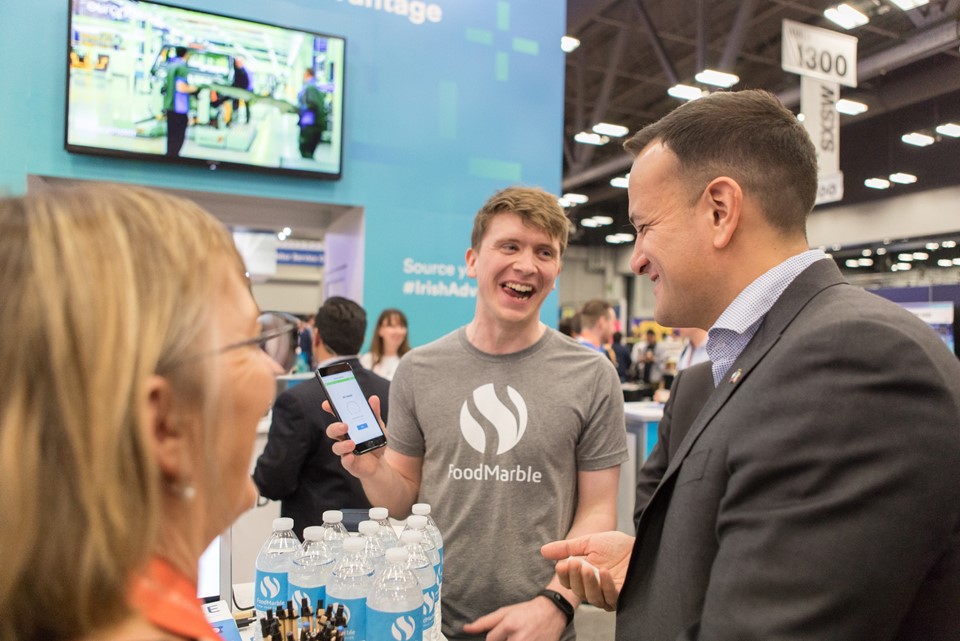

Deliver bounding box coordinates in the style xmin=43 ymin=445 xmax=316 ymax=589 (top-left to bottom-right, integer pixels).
xmin=782 ymin=19 xmax=858 ymax=207
xmin=801 ymin=76 xmax=843 ymax=205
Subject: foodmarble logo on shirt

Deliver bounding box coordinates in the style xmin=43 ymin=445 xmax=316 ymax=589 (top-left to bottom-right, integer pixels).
xmin=459 ymin=383 xmax=527 ymax=454
xmin=450 ymin=383 xmax=543 ymax=483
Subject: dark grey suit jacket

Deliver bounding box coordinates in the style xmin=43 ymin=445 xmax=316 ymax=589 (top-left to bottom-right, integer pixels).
xmin=616 ymin=259 xmax=960 ymax=641
xmin=253 ymin=357 xmax=390 ymax=539
xmin=634 ymin=362 xmax=716 ymax=530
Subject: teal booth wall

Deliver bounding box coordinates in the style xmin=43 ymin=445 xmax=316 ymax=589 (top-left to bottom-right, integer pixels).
xmin=0 ymin=0 xmax=566 ymax=346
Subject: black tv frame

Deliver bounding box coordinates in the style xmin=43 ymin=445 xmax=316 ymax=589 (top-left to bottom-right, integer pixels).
xmin=64 ymin=0 xmax=346 ymax=180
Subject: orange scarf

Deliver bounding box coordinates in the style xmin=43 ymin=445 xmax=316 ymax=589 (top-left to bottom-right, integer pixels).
xmin=129 ymin=556 xmax=219 ymax=641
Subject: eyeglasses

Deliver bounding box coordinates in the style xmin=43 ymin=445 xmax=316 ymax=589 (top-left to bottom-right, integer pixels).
xmin=170 ymin=311 xmax=300 ymax=372
xmin=222 ymin=311 xmax=300 ymax=372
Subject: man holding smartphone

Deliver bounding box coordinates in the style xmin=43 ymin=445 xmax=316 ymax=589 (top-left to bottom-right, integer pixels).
xmin=326 ymin=187 xmax=628 ymax=641
xmin=255 ymin=297 xmax=389 ymax=539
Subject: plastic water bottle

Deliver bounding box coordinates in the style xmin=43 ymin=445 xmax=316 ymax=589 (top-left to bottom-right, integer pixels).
xmin=368 ymin=506 xmax=400 ymax=548
xmin=254 ymin=518 xmax=301 ymax=619
xmin=326 ymin=536 xmax=374 ymax=641
xmin=412 ymin=504 xmax=444 ymax=632
xmin=367 ymin=547 xmax=423 ymax=641
xmin=404 ymin=515 xmax=441 ymax=588
xmin=321 ymin=509 xmax=349 ymax=559
xmin=357 ymin=520 xmax=386 ymax=573
xmin=288 ymin=526 xmax=334 ymax=623
xmin=400 ymin=530 xmax=438 ymax=641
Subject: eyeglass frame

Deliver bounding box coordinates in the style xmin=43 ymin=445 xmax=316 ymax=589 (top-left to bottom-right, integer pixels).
xmin=165 ymin=311 xmax=301 ymax=372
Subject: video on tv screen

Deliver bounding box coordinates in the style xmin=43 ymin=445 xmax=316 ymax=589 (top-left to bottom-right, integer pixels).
xmin=66 ymin=0 xmax=345 ymax=179
xmin=899 ymin=301 xmax=956 ymax=354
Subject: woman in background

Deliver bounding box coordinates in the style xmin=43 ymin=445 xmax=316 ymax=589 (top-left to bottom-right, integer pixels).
xmin=0 ymin=185 xmax=297 ymax=641
xmin=360 ymin=307 xmax=410 ymax=380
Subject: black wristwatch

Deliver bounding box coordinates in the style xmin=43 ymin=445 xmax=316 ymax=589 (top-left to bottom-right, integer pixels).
xmin=537 ymin=589 xmax=575 ymax=626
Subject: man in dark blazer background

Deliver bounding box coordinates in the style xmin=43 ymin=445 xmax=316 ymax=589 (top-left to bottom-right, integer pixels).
xmin=543 ymin=90 xmax=960 ymax=640
xmin=254 ymin=296 xmax=390 ymax=538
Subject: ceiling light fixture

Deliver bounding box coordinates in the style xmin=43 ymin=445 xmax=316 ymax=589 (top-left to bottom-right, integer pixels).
xmin=876 ymin=247 xmax=888 ymax=255
xmin=864 ymin=177 xmax=891 ymax=189
xmin=942 ymin=240 xmax=957 ymax=248
xmin=824 ymin=3 xmax=869 ymax=30
xmin=902 ymin=132 xmax=935 ymax=147
xmin=592 ymin=122 xmax=629 ymax=137
xmin=605 ymin=233 xmax=635 ymax=244
xmin=560 ymin=36 xmax=580 ymax=53
xmin=667 ymin=84 xmax=704 ymax=101
xmin=835 ymin=99 xmax=868 ymax=115
xmin=694 ymin=69 xmax=739 ymax=88
xmin=558 ymin=197 xmax=572 ymax=208
xmin=889 ymin=172 xmax=918 ymax=184
xmin=845 ymin=259 xmax=860 ymax=268
xmin=592 ymin=216 xmax=614 ymax=225
xmin=581 ymin=218 xmax=600 ymax=228
xmin=610 ymin=176 xmax=629 ymax=188
xmin=889 ymin=0 xmax=929 ymax=9
xmin=935 ymin=123 xmax=960 ymax=137
xmin=912 ymin=252 xmax=929 ymax=260
xmin=574 ymin=131 xmax=609 ymax=145
xmin=938 ymin=259 xmax=953 ymax=267
xmin=926 ymin=242 xmax=940 ymax=250
xmin=858 ymin=258 xmax=874 ymax=267
xmin=862 ymin=249 xmax=872 ymax=257
xmin=563 ymin=193 xmax=589 ymax=204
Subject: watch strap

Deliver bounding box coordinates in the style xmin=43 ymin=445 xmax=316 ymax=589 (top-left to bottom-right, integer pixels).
xmin=536 ymin=589 xmax=575 ymax=626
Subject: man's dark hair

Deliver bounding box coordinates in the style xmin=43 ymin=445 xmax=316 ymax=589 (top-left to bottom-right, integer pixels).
xmin=314 ymin=297 xmax=366 ymax=356
xmin=623 ymin=89 xmax=817 ymax=235
xmin=174 ymin=46 xmax=189 ymax=58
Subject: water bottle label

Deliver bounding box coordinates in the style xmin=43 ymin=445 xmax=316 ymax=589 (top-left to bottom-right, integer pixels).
xmin=421 ymin=585 xmax=438 ymax=631
xmin=437 ymin=547 xmax=444 ymax=584
xmin=289 ymin=583 xmax=325 ymax=613
xmin=433 ymin=561 xmax=442 ymax=587
xmin=329 ymin=596 xmax=365 ymax=641
xmin=254 ymin=569 xmax=288 ymax=612
xmin=368 ymin=606 xmax=421 ymax=641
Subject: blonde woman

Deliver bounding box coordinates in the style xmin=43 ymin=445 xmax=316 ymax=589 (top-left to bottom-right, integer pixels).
xmin=359 ymin=308 xmax=410 ymax=380
xmin=0 ymin=185 xmax=297 ymax=641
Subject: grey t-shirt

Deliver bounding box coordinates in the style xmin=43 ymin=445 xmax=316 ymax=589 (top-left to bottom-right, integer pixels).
xmin=388 ymin=327 xmax=629 ymax=640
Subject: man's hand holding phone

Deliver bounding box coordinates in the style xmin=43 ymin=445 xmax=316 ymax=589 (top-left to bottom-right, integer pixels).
xmin=323 ymin=395 xmax=388 ymax=479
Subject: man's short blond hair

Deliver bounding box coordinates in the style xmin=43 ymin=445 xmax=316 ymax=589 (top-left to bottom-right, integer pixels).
xmin=470 ymin=186 xmax=569 ymax=255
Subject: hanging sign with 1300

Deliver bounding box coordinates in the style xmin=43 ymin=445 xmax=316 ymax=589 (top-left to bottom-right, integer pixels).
xmin=781 ymin=19 xmax=858 ymax=88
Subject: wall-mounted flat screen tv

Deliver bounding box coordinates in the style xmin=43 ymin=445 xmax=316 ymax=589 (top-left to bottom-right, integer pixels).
xmin=66 ymin=0 xmax=345 ymax=179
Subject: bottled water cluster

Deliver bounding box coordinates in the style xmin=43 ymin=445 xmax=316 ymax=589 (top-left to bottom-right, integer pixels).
xmin=254 ymin=504 xmax=444 ymax=641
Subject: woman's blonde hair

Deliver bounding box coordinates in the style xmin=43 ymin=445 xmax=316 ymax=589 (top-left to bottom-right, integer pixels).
xmin=0 ymin=184 xmax=245 ymax=641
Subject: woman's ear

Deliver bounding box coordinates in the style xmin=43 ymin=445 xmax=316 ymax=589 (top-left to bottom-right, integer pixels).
xmin=142 ymin=374 xmax=191 ymax=483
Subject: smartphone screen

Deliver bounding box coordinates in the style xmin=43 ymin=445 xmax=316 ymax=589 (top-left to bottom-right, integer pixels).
xmin=316 ymin=362 xmax=387 ymax=455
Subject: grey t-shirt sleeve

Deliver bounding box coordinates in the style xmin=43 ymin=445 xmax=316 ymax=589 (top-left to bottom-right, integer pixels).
xmin=575 ymin=356 xmax=629 ymax=470
xmin=384 ymin=347 xmax=427 ymax=458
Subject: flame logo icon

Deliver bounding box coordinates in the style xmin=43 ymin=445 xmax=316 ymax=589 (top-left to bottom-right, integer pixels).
xmin=391 ymin=615 xmax=417 ymax=641
xmin=292 ymin=590 xmax=309 ymax=605
xmin=259 ymin=576 xmax=281 ymax=599
xmin=459 ymin=384 xmax=527 ymax=454
xmin=422 ymin=589 xmax=436 ymax=615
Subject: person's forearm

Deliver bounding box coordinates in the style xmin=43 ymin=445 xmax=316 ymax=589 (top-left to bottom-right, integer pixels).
xmin=357 ymin=459 xmax=420 ymax=518
xmin=548 ymin=499 xmax=617 ymax=607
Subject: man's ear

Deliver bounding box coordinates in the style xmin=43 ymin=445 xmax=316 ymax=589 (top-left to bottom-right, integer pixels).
xmin=465 ymin=247 xmax=478 ymax=279
xmin=703 ymin=176 xmax=742 ymax=250
xmin=142 ymin=374 xmax=190 ymax=482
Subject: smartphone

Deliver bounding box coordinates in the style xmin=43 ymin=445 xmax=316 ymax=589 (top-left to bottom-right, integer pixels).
xmin=315 ymin=361 xmax=387 ymax=455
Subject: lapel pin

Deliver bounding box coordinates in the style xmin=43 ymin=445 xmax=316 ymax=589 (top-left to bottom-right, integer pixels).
xmin=729 ymin=368 xmax=742 ymax=384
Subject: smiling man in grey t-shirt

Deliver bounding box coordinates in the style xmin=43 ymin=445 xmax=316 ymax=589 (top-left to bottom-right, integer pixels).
xmin=327 ymin=186 xmax=628 ymax=641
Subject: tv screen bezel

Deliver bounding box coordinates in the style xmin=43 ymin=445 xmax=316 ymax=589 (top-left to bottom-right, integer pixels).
xmin=64 ymin=0 xmax=346 ymax=181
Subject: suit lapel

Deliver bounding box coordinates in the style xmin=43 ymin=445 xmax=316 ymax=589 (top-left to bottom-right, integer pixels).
xmin=634 ymin=259 xmax=847 ymax=532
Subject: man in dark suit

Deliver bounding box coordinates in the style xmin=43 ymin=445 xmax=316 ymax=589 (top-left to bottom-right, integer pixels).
xmin=254 ymin=297 xmax=389 ymax=538
xmin=543 ymin=90 xmax=960 ymax=640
